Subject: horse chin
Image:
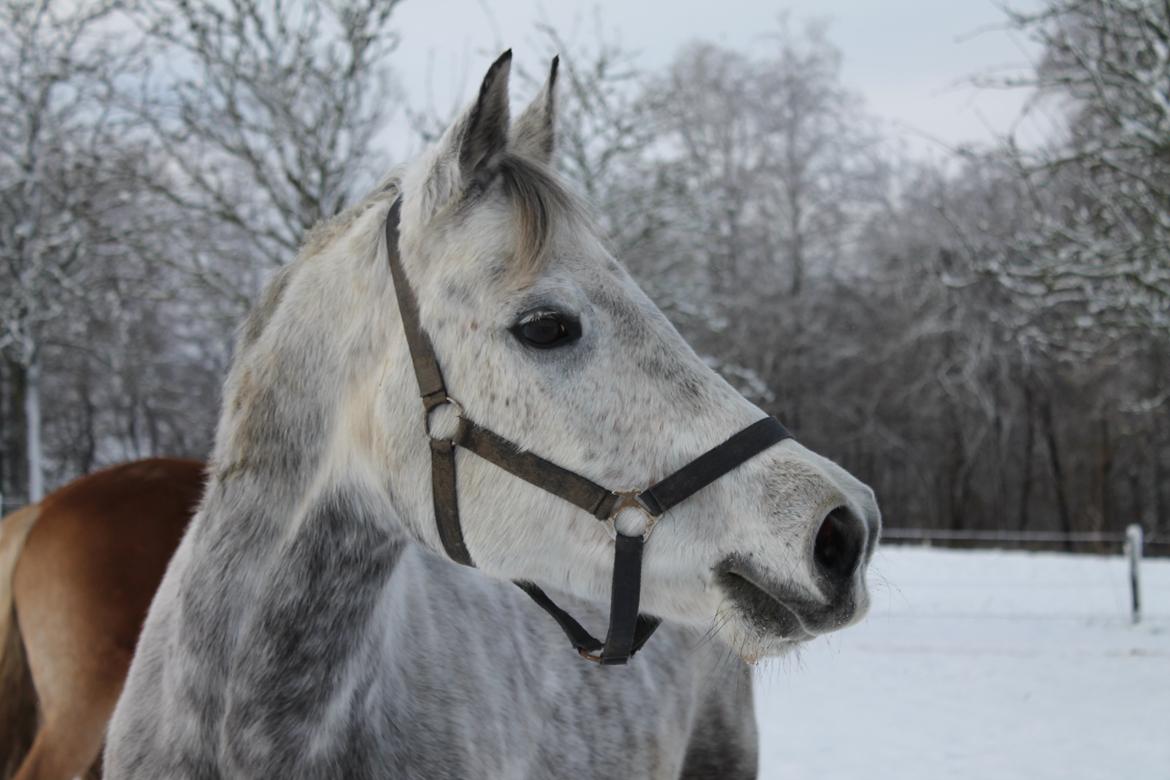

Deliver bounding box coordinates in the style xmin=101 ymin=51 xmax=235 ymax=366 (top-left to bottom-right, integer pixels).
xmin=713 ymin=614 xmax=812 ymax=664
xmin=711 ymin=562 xmax=863 ymax=661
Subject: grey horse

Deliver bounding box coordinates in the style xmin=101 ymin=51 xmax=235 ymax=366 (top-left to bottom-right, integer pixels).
xmin=106 ymin=52 xmax=880 ymax=779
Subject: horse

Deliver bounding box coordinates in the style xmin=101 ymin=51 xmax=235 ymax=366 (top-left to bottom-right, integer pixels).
xmin=105 ymin=52 xmax=881 ymax=779
xmin=0 ymin=459 xmax=204 ymax=780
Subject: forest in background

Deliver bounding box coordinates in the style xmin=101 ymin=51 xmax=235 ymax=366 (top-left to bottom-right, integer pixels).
xmin=2 ymin=0 xmax=1167 ymax=540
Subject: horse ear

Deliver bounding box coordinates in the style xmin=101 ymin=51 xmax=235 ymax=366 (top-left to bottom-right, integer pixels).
xmin=510 ymin=56 xmax=558 ymax=164
xmin=457 ymin=50 xmax=512 ymax=181
xmin=410 ymin=51 xmax=512 ymax=219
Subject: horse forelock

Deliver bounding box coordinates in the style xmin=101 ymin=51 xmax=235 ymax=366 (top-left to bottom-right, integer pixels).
xmin=490 ymin=152 xmax=589 ymax=277
xmin=262 ymin=150 xmax=585 ymax=313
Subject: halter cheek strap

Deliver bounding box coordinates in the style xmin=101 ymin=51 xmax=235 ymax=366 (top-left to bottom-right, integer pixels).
xmin=385 ymin=199 xmax=791 ymax=665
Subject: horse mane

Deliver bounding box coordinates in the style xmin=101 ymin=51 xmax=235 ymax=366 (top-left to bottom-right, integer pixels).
xmin=239 ymin=181 xmax=402 ymax=353
xmin=301 ymin=178 xmax=402 ymax=261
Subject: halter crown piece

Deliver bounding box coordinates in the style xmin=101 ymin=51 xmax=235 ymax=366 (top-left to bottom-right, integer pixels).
xmin=385 ymin=200 xmax=792 ymax=665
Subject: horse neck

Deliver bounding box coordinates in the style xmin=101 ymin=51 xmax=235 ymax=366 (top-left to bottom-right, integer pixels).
xmin=176 ymin=247 xmax=414 ymax=703
xmin=192 ymin=213 xmax=415 ymax=595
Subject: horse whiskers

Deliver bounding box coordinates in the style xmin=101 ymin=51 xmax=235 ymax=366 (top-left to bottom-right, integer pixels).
xmin=691 ymin=609 xmax=730 ymax=652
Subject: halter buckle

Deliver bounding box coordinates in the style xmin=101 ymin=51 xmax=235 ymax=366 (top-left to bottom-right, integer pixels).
xmin=424 ymin=395 xmax=464 ymax=443
xmin=605 ymin=491 xmax=659 ymax=542
xmin=577 ymin=647 xmax=605 ymax=663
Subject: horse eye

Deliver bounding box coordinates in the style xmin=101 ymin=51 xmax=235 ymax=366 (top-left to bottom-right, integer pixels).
xmin=512 ymin=312 xmax=580 ymax=349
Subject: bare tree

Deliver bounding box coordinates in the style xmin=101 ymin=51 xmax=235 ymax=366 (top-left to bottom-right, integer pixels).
xmin=633 ymin=24 xmax=890 ymax=424
xmin=985 ymin=0 xmax=1170 ymax=345
xmin=3 ymin=3 xmax=1163 ymax=539
xmin=645 ymin=22 xmax=885 ymax=300
xmin=125 ymin=0 xmax=404 ymax=305
xmin=1 ymin=0 xmax=406 ymax=501
xmin=0 ymin=0 xmax=137 ymax=501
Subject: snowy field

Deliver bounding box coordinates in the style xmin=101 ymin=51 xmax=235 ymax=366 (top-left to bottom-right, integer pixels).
xmin=754 ymin=546 xmax=1170 ymax=780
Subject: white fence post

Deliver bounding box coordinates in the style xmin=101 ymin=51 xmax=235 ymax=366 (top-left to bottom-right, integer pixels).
xmin=1125 ymin=524 xmax=1142 ymax=625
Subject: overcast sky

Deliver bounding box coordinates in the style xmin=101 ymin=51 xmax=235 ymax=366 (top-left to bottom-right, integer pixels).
xmin=390 ymin=0 xmax=1047 ymax=158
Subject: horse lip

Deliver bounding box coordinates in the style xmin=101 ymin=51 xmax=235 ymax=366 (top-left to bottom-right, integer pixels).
xmin=714 ymin=561 xmax=817 ymax=640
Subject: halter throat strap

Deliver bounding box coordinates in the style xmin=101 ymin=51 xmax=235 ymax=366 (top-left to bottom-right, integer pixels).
xmin=384 ymin=199 xmax=791 ymax=665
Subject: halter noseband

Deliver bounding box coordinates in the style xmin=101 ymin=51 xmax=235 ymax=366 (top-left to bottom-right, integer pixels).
xmin=385 ymin=199 xmax=792 ymax=665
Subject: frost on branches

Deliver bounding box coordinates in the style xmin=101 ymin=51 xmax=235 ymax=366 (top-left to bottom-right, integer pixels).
xmin=986 ymin=0 xmax=1170 ymax=349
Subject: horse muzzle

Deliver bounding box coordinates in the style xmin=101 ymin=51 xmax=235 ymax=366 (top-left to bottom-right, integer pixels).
xmin=715 ymin=505 xmax=874 ymax=645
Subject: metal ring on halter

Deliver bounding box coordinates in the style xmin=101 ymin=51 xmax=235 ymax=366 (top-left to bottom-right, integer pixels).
xmin=604 ymin=490 xmax=660 ymax=542
xmin=424 ymin=396 xmax=464 ymax=444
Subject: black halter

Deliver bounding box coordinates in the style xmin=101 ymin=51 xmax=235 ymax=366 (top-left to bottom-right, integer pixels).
xmin=385 ymin=200 xmax=792 ymax=665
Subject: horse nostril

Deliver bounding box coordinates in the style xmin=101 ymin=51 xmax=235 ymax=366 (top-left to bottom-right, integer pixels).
xmin=813 ymin=507 xmax=865 ymax=582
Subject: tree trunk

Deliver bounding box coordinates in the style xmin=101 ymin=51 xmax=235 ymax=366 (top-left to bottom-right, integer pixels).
xmin=1039 ymin=393 xmax=1073 ymax=550
xmin=1152 ymin=351 xmax=1168 ymax=537
xmin=1154 ymin=411 xmax=1167 ymax=537
xmin=948 ymin=402 xmax=965 ymax=531
xmin=2 ymin=357 xmax=30 ymax=508
xmin=0 ymin=360 xmax=9 ymax=509
xmin=25 ymin=354 xmax=44 ymax=502
xmin=1097 ymin=417 xmax=1112 ymax=535
xmin=1018 ymin=379 xmax=1035 ymax=531
xmin=78 ymin=368 xmax=98 ymax=474
xmin=787 ymin=198 xmax=805 ymax=296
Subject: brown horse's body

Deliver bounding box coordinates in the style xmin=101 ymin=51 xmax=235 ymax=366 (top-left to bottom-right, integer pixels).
xmin=0 ymin=459 xmax=203 ymax=780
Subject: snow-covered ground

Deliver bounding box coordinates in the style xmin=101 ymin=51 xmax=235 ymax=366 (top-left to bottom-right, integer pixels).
xmin=754 ymin=546 xmax=1170 ymax=780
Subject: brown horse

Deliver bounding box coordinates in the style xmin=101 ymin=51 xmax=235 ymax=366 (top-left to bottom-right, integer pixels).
xmin=0 ymin=459 xmax=203 ymax=780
